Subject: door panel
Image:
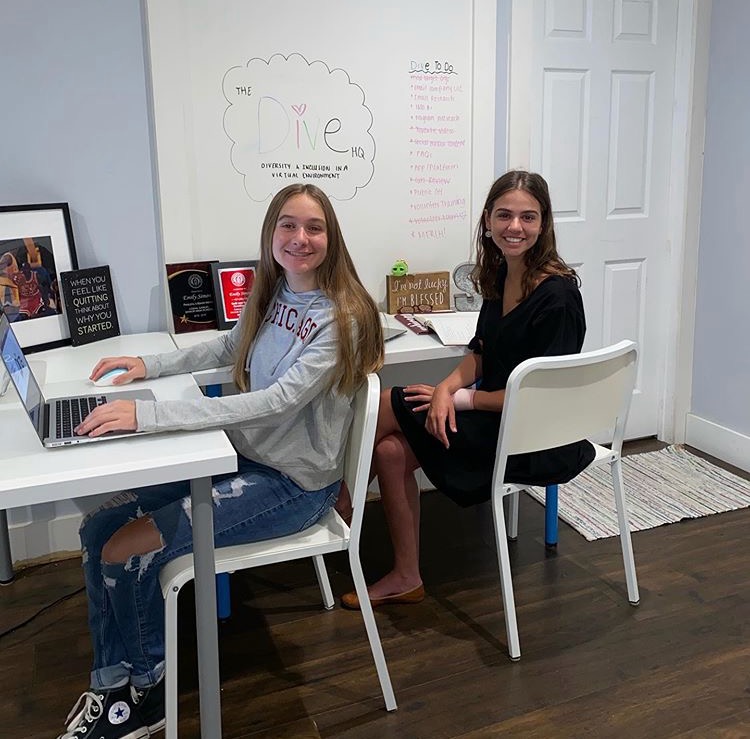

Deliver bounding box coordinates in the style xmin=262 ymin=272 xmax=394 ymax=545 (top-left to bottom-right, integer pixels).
xmin=509 ymin=0 xmax=679 ymax=438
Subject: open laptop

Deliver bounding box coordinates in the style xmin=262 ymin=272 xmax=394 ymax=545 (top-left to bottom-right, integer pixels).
xmin=0 ymin=311 xmax=155 ymax=447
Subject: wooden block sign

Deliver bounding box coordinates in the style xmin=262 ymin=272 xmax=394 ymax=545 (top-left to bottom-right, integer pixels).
xmin=386 ymin=271 xmax=450 ymax=314
xmin=60 ymin=265 xmax=120 ymax=346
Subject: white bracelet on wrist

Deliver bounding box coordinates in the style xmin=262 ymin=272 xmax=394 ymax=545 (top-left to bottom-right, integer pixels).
xmin=451 ymin=387 xmax=476 ymax=411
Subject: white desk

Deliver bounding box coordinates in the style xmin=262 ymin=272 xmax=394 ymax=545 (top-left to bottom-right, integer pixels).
xmin=0 ymin=333 xmax=235 ymax=739
xmin=171 ymin=313 xmax=468 ymax=387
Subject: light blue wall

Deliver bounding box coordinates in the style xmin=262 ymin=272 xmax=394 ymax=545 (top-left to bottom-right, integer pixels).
xmin=0 ymin=0 xmax=165 ymax=334
xmin=691 ymin=0 xmax=750 ymax=436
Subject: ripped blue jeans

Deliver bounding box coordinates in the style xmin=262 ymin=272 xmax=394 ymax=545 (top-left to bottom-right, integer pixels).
xmin=79 ymin=455 xmax=340 ymax=691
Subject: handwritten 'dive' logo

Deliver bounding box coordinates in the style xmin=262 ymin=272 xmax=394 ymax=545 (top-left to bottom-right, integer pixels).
xmin=223 ymin=52 xmax=376 ymax=200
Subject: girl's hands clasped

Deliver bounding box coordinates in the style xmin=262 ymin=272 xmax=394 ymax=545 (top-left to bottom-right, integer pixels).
xmin=404 ymin=383 xmax=456 ymax=449
xmin=402 ymin=383 xmax=436 ymax=412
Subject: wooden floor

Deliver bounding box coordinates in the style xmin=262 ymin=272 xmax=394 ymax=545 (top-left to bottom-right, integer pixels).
xmin=3 ymin=441 xmax=750 ymax=738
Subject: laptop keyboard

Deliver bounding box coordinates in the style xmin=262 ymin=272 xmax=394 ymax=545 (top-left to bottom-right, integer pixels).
xmin=55 ymin=396 xmax=107 ymax=438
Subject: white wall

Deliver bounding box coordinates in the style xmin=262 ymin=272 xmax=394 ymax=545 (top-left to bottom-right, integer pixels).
xmin=685 ymin=0 xmax=750 ymax=471
xmin=146 ymin=1 xmax=496 ymax=304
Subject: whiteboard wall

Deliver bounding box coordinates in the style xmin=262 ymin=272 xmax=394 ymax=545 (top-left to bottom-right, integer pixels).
xmin=145 ymin=0 xmax=496 ymax=307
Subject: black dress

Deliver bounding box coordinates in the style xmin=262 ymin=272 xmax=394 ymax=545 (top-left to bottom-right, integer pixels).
xmin=391 ymin=263 xmax=596 ymax=507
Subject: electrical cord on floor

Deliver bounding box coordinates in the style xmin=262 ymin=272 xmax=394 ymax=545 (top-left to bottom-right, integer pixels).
xmin=0 ymin=585 xmax=85 ymax=640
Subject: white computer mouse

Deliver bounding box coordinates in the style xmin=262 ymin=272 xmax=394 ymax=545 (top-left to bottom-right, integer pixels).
xmin=93 ymin=367 xmax=128 ymax=387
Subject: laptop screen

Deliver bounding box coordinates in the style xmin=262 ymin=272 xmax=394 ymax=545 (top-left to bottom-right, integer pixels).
xmin=0 ymin=312 xmax=44 ymax=435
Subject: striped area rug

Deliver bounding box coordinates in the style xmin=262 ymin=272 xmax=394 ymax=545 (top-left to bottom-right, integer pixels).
xmin=527 ymin=445 xmax=750 ymax=541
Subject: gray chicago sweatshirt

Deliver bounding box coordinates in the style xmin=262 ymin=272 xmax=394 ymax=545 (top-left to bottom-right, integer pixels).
xmin=135 ymin=279 xmax=354 ymax=491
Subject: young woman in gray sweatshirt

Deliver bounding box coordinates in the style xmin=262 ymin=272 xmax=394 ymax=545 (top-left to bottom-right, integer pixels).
xmin=55 ymin=183 xmax=384 ymax=739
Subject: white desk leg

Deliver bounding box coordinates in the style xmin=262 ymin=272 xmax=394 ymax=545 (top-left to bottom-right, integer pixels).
xmin=0 ymin=510 xmax=13 ymax=583
xmin=190 ymin=476 xmax=222 ymax=738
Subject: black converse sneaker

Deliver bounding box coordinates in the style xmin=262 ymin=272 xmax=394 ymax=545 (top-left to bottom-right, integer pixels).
xmin=131 ymin=679 xmax=166 ymax=734
xmin=57 ymin=685 xmax=149 ymax=739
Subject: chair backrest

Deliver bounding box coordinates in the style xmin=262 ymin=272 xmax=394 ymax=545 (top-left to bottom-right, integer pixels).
xmin=493 ymin=340 xmax=638 ymax=483
xmin=343 ymin=373 xmax=380 ymax=550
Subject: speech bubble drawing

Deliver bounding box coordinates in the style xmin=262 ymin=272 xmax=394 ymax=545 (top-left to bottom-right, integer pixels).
xmin=223 ymin=53 xmax=376 ymax=201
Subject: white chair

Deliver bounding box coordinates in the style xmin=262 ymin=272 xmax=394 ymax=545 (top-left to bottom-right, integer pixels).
xmin=490 ymin=340 xmax=640 ymax=661
xmin=159 ymin=374 xmax=396 ymax=739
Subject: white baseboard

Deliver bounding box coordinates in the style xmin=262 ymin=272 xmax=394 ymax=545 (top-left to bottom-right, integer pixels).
xmin=685 ymin=413 xmax=750 ymax=474
xmin=9 ymin=513 xmax=83 ymax=565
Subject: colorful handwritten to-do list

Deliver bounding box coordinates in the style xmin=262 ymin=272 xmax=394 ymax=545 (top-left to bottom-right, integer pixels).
xmin=407 ymin=59 xmax=468 ymax=243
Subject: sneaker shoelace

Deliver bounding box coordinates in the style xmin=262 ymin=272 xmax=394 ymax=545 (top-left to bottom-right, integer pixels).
xmin=57 ymin=690 xmax=104 ymax=738
xmin=131 ymin=685 xmax=144 ymax=702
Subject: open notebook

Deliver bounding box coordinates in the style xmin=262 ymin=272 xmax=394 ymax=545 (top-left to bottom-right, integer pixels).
xmin=413 ymin=311 xmax=480 ymax=346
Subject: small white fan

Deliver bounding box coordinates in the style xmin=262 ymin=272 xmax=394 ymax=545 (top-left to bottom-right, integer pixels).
xmin=452 ymin=262 xmax=482 ymax=311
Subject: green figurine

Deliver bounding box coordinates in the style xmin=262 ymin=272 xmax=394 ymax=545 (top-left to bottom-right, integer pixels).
xmin=391 ymin=259 xmax=409 ymax=277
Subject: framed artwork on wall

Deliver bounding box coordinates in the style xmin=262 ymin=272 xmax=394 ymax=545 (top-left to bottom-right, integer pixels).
xmin=0 ymin=203 xmax=79 ymax=352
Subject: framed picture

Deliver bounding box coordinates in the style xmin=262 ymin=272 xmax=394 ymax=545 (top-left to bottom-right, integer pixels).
xmin=210 ymin=260 xmax=258 ymax=331
xmin=0 ymin=203 xmax=79 ymax=352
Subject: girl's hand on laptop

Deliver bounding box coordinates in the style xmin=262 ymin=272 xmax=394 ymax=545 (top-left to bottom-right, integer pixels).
xmin=90 ymin=356 xmax=146 ymax=385
xmin=75 ymin=400 xmax=137 ymax=437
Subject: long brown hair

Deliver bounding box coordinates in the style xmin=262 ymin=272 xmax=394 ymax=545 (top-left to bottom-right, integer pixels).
xmin=232 ymin=183 xmax=384 ymax=395
xmin=471 ymin=170 xmax=579 ymax=301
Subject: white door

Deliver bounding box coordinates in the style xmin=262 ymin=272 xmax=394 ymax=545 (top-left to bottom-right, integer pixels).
xmin=508 ymin=0 xmax=681 ymax=438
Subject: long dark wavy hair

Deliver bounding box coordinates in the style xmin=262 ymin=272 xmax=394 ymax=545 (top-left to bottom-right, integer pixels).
xmin=471 ymin=170 xmax=579 ymax=301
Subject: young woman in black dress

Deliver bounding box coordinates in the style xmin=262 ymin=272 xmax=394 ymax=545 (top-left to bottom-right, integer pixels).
xmin=342 ymin=170 xmax=595 ymax=609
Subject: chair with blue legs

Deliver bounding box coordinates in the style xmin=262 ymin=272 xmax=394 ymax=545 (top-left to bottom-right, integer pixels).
xmin=490 ymin=340 xmax=641 ymax=660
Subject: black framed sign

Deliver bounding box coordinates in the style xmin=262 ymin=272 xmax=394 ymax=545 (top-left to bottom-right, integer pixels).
xmin=60 ymin=266 xmax=121 ymax=346
xmin=210 ymin=260 xmax=257 ymax=331
xmin=0 ymin=203 xmax=78 ymax=352
xmin=166 ymin=261 xmax=218 ymax=333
